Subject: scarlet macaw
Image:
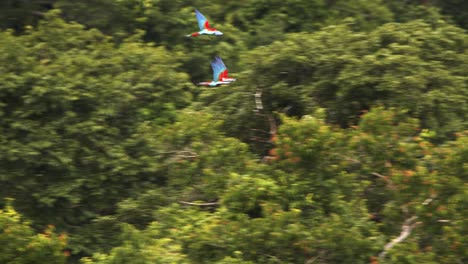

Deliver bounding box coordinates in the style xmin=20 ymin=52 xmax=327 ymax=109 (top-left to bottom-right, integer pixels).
xmin=186 ymin=9 xmax=223 ymax=37
xmin=197 ymin=56 xmax=234 ymax=87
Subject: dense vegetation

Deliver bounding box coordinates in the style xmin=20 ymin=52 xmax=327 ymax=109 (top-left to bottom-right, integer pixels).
xmin=0 ymin=1 xmax=466 ymax=263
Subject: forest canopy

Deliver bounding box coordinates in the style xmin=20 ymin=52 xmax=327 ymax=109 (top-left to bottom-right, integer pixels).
xmin=0 ymin=1 xmax=466 ymax=264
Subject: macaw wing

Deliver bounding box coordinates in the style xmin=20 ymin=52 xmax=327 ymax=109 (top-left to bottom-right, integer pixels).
xmin=215 ymin=56 xmax=228 ymax=78
xmin=195 ymin=9 xmax=209 ymax=30
xmin=213 ymin=56 xmax=227 ymax=72
xmin=215 ymin=56 xmax=226 ymax=68
xmin=211 ymin=61 xmax=224 ymax=82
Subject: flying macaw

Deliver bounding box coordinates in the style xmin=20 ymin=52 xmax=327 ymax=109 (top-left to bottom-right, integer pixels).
xmin=214 ymin=56 xmax=236 ymax=82
xmin=197 ymin=57 xmax=233 ymax=87
xmin=186 ymin=9 xmax=223 ymax=37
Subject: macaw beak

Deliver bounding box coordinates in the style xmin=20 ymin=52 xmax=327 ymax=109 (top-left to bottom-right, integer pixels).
xmin=215 ymin=31 xmax=223 ymax=36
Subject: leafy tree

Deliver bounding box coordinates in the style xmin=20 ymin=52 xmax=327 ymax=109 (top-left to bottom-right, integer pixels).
xmin=0 ymin=200 xmax=67 ymax=264
xmin=383 ymin=131 xmax=467 ymax=263
xmin=323 ymin=0 xmax=395 ymax=31
xmin=84 ymin=109 xmax=390 ymax=264
xmin=81 ymin=223 xmax=189 ymax=264
xmin=263 ymin=108 xmax=466 ymax=263
xmin=233 ymin=19 xmax=467 ymax=143
xmin=0 ymin=10 xmax=192 ymax=256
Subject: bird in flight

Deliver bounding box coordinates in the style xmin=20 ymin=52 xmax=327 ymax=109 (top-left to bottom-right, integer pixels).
xmin=186 ymin=9 xmax=223 ymax=37
xmin=197 ymin=56 xmax=235 ymax=87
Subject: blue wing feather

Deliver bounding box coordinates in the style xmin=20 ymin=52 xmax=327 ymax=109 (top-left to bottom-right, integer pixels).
xmin=215 ymin=56 xmax=227 ymax=69
xmin=213 ymin=56 xmax=227 ymax=72
xmin=195 ymin=9 xmax=207 ymax=30
xmin=211 ymin=61 xmax=223 ymax=82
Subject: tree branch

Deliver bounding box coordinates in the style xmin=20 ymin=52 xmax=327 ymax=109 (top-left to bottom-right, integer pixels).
xmin=267 ymin=115 xmax=277 ymax=136
xmin=378 ymin=191 xmax=438 ymax=260
xmin=305 ymin=256 xmax=319 ymax=264
xmin=371 ymin=172 xmax=396 ymax=189
xmin=421 ymin=193 xmax=436 ymax=205
xmin=379 ymin=216 xmax=419 ymax=260
xmin=252 ymin=85 xmax=280 ymax=162
xmin=162 ymin=150 xmax=198 ymax=161
xmin=254 ymin=87 xmax=263 ymax=110
xmin=178 ymin=201 xmax=219 ymax=206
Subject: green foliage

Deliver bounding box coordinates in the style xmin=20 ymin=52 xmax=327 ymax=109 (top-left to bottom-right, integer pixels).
xmin=67 ymin=110 xmax=255 ymax=255
xmin=0 ymin=10 xmax=193 ymax=256
xmin=0 ymin=200 xmax=67 ymax=264
xmin=237 ymin=19 xmax=467 ymax=142
xmin=263 ymin=108 xmax=466 ymax=263
xmin=324 ymin=0 xmax=395 ymax=31
xmin=81 ymin=223 xmax=189 ymax=264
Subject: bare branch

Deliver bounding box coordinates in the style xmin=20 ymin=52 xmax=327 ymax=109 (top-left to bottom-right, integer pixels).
xmin=371 ymin=172 xmax=396 ymax=189
xmin=267 ymin=115 xmax=277 ymax=136
xmin=379 ymin=216 xmax=420 ymax=260
xmin=254 ymin=88 xmax=263 ymax=110
xmin=376 ymin=192 xmax=439 ymax=260
xmin=437 ymin=219 xmax=451 ymax=223
xmin=161 ymin=150 xmax=197 ymax=156
xmin=261 ymin=155 xmax=277 ymax=163
xmin=422 ymin=193 xmax=437 ymax=205
xmin=162 ymin=150 xmax=198 ymax=161
xmin=178 ymin=201 xmax=219 ymax=206
xmin=252 ymin=85 xmax=279 ymax=163
xmin=371 ymin=172 xmax=386 ymax=179
xmin=174 ymin=155 xmax=198 ymax=159
xmin=305 ymin=256 xmax=319 ymax=264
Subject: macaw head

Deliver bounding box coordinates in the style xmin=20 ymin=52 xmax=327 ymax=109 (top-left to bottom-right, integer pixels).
xmin=213 ymin=31 xmax=223 ymax=36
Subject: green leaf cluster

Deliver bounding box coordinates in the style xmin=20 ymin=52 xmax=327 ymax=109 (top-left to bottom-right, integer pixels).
xmin=0 ymin=200 xmax=67 ymax=264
